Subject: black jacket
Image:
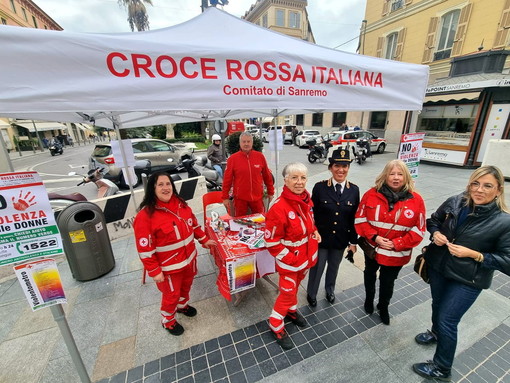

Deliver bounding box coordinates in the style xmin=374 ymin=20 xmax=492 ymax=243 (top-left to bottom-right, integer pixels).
xmin=426 ymin=193 xmax=510 ymax=289
xmin=312 ymin=179 xmax=360 ymax=249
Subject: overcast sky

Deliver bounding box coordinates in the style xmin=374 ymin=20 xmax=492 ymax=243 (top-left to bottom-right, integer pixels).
xmin=36 ymin=0 xmax=367 ymax=53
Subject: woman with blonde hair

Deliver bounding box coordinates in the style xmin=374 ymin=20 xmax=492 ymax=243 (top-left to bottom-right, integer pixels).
xmin=355 ymin=159 xmax=426 ymax=325
xmin=413 ymin=165 xmax=510 ymax=381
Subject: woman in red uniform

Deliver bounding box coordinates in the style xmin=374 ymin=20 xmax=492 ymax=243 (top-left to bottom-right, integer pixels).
xmin=134 ymin=172 xmax=215 ymax=335
xmin=265 ymin=162 xmax=321 ymax=349
xmin=355 ymin=159 xmax=426 ymax=325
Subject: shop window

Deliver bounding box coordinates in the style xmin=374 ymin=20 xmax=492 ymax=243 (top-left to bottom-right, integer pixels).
xmin=434 ymin=10 xmax=460 ymax=61
xmin=1 ymin=18 xmax=7 ymax=25
xmin=385 ymin=33 xmax=398 ymax=60
xmin=312 ymin=113 xmax=323 ymax=127
xmin=369 ymin=112 xmax=387 ymax=129
xmin=417 ymin=104 xmax=479 ymax=147
xmin=332 ymin=112 xmax=346 ymax=127
xmin=276 ymin=9 xmax=284 ymax=27
xmin=289 ymin=11 xmax=300 ymax=28
xmin=296 ymin=114 xmax=304 ymax=125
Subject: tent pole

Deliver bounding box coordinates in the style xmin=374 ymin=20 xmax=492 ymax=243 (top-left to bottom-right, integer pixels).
xmin=112 ymin=116 xmax=138 ymax=211
xmin=271 ymin=111 xmax=279 ymax=198
xmin=0 ymin=130 xmax=14 ymax=173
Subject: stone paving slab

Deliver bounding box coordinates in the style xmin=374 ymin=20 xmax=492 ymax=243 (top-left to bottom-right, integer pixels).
xmin=98 ymin=268 xmax=510 ymax=383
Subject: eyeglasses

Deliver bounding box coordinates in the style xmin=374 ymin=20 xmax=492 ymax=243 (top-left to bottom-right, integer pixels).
xmin=469 ymin=181 xmax=496 ymax=192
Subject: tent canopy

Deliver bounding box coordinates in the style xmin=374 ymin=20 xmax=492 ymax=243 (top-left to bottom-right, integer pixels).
xmin=0 ymin=7 xmax=429 ymax=128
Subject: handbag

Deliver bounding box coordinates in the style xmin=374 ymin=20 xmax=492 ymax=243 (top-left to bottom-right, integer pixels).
xmin=358 ymin=236 xmax=377 ymax=260
xmin=358 ymin=208 xmax=402 ymax=261
xmin=414 ymin=246 xmax=429 ymax=283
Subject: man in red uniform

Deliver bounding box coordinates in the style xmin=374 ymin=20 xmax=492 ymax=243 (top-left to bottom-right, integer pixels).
xmin=222 ymin=132 xmax=275 ymax=216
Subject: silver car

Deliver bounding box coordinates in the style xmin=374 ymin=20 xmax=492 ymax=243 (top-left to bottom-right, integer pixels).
xmin=295 ymin=130 xmax=323 ymax=147
xmin=89 ymin=138 xmax=193 ymax=188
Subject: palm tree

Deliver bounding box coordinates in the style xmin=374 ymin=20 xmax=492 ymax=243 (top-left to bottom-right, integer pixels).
xmin=117 ymin=0 xmax=153 ymax=32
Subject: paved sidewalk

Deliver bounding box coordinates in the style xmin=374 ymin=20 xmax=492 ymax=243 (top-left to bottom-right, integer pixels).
xmin=0 ymin=149 xmax=509 ymax=383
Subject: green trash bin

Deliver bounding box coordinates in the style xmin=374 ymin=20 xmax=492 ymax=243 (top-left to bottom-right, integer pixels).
xmin=57 ymin=202 xmax=115 ymax=281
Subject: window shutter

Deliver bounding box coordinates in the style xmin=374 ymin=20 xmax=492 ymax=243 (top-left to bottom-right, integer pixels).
xmin=494 ymin=0 xmax=510 ymax=47
xmin=382 ymin=0 xmax=390 ymax=16
xmin=376 ymin=37 xmax=384 ymax=58
xmin=422 ymin=17 xmax=438 ymax=63
xmin=394 ymin=28 xmax=407 ymax=61
xmin=451 ymin=3 xmax=473 ymax=57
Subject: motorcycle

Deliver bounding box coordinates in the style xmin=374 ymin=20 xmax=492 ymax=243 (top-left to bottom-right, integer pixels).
xmin=49 ymin=141 xmax=64 ymax=156
xmin=179 ymin=155 xmax=223 ymax=191
xmin=307 ymin=138 xmax=332 ymax=163
xmin=48 ymin=167 xmax=119 ymax=212
xmin=352 ymin=138 xmax=372 ymax=165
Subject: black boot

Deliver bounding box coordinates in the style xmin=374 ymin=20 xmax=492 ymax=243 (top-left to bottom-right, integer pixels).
xmin=377 ymin=303 xmax=390 ymax=325
xmin=364 ymin=299 xmax=374 ymax=315
xmin=363 ymin=268 xmax=376 ymax=315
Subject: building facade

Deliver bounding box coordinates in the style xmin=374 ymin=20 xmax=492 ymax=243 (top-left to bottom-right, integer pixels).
xmin=243 ymin=0 xmax=329 ymax=129
xmin=359 ymin=0 xmax=510 ymax=166
xmin=0 ymin=0 xmax=79 ymax=152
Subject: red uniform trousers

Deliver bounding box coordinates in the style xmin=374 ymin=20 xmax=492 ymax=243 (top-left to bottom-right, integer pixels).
xmin=269 ymin=269 xmax=307 ymax=333
xmin=156 ymin=262 xmax=197 ymax=328
xmin=234 ymin=198 xmax=265 ymax=217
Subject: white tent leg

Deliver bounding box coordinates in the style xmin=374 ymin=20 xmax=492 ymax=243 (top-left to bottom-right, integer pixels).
xmin=112 ymin=116 xmax=138 ymax=211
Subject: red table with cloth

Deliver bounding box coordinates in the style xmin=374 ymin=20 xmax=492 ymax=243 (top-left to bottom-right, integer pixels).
xmin=205 ymin=214 xmax=276 ymax=301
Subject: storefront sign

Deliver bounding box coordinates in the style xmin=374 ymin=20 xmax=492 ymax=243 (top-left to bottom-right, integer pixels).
xmin=399 ymin=133 xmax=425 ymax=178
xmin=0 ymin=171 xmax=64 ymax=266
xmin=421 ymin=147 xmax=466 ymax=165
xmin=14 ymin=258 xmax=66 ymax=311
xmin=426 ymin=79 xmax=510 ymax=93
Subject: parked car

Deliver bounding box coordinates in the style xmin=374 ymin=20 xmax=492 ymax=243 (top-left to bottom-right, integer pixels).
xmin=263 ymin=125 xmax=284 ymax=142
xmin=89 ymin=138 xmax=194 ymax=188
xmin=249 ymin=129 xmax=266 ymax=139
xmin=295 ymin=130 xmax=323 ymax=148
xmin=324 ymin=130 xmax=386 ymax=154
xmin=283 ymin=125 xmax=296 ymax=144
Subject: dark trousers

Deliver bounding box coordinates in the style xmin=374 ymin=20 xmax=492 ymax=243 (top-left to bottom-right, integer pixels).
xmin=363 ymin=255 xmax=402 ymax=307
xmin=428 ymin=268 xmax=481 ymax=371
xmin=307 ymin=247 xmax=345 ymax=298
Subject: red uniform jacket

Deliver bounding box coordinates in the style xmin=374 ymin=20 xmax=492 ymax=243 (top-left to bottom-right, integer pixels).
xmin=133 ymin=196 xmax=208 ymax=277
xmin=264 ymin=186 xmax=319 ymax=273
xmin=355 ymin=187 xmax=426 ymax=266
xmin=222 ymin=149 xmax=275 ymax=202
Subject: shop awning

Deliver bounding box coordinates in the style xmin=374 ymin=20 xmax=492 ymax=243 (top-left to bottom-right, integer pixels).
xmin=15 ymin=121 xmax=68 ymax=132
xmin=423 ymin=92 xmax=481 ymax=104
xmin=262 ymin=117 xmax=276 ymax=123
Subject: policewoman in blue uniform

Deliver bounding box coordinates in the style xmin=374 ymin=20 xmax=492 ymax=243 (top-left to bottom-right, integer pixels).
xmin=306 ymin=148 xmax=360 ymax=306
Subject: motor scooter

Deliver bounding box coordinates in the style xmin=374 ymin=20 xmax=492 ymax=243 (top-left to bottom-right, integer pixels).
xmin=352 ymin=138 xmax=372 ymax=165
xmin=179 ymin=155 xmax=223 ymax=191
xmin=307 ymin=138 xmax=332 ymax=163
xmin=49 ymin=141 xmax=63 ymax=156
xmin=48 ymin=168 xmax=119 ymax=212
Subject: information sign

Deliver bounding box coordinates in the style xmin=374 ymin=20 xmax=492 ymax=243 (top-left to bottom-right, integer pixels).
xmin=0 ymin=171 xmax=64 ymax=266
xmin=398 ymin=133 xmax=425 ymax=178
xmin=14 ymin=258 xmax=66 ymax=311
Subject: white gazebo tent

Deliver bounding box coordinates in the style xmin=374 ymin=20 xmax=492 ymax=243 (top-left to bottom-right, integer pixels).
xmin=0 ymin=7 xmax=428 ymax=127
